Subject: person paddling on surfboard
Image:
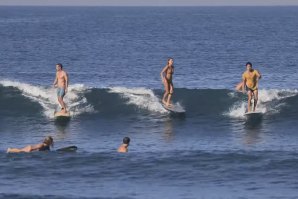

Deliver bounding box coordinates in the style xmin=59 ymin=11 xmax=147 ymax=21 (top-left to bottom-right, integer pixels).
xmin=53 ymin=63 xmax=68 ymax=114
xmin=160 ymin=58 xmax=174 ymax=107
xmin=117 ymin=137 xmax=130 ymax=153
xmin=7 ymin=136 xmax=54 ymax=153
xmin=236 ymin=62 xmax=261 ymax=112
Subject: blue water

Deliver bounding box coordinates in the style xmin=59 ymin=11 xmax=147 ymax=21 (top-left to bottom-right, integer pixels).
xmin=1 ymin=6 xmax=298 ymax=199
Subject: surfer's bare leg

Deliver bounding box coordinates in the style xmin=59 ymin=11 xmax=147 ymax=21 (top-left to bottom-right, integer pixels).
xmin=7 ymin=145 xmax=31 ymax=153
xmin=58 ymin=96 xmax=67 ymax=113
xmin=166 ymin=94 xmax=172 ymax=107
xmin=247 ymin=90 xmax=253 ymax=112
xmin=166 ymin=83 xmax=174 ymax=106
xmin=7 ymin=148 xmax=22 ymax=153
xmin=162 ymin=80 xmax=170 ymax=104
xmin=162 ymin=92 xmax=169 ymax=104
xmin=253 ymin=90 xmax=258 ymax=111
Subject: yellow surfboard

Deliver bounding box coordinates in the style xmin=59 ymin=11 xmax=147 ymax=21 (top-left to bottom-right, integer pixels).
xmin=54 ymin=111 xmax=70 ymax=118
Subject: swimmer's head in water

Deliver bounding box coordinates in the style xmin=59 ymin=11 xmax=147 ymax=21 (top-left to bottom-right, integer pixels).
xmin=123 ymin=137 xmax=130 ymax=145
xmin=43 ymin=136 xmax=54 ymax=147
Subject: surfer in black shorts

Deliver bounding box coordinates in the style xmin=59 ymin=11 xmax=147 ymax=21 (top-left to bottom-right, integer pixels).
xmin=7 ymin=136 xmax=54 ymax=153
xmin=236 ymin=62 xmax=261 ymax=112
xmin=160 ymin=58 xmax=174 ymax=107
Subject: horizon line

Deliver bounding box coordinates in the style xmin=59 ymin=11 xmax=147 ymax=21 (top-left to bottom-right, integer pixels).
xmin=1 ymin=5 xmax=298 ymax=7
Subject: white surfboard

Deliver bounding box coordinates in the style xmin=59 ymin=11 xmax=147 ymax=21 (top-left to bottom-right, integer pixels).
xmin=162 ymin=103 xmax=185 ymax=113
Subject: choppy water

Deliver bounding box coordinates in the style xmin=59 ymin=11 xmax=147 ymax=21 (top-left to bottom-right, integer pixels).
xmin=1 ymin=6 xmax=298 ymax=199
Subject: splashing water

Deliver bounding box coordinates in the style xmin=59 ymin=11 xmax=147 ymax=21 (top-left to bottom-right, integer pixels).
xmin=226 ymin=89 xmax=298 ymax=118
xmin=0 ymin=80 xmax=95 ymax=118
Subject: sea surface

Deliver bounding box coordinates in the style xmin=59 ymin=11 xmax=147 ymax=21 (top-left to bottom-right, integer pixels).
xmin=0 ymin=6 xmax=298 ymax=199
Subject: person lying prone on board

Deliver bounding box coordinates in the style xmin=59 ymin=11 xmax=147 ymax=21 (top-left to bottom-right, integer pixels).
xmin=7 ymin=136 xmax=54 ymax=153
xmin=117 ymin=137 xmax=130 ymax=153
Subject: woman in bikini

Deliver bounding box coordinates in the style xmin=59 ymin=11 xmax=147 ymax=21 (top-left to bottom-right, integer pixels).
xmin=160 ymin=58 xmax=174 ymax=107
xmin=7 ymin=136 xmax=54 ymax=153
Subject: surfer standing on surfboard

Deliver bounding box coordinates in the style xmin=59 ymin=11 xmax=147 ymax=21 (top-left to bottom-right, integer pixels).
xmin=160 ymin=58 xmax=174 ymax=107
xmin=53 ymin=63 xmax=68 ymax=114
xmin=236 ymin=62 xmax=261 ymax=112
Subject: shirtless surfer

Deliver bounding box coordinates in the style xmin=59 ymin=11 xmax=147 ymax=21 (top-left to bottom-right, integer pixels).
xmin=117 ymin=137 xmax=130 ymax=153
xmin=53 ymin=63 xmax=68 ymax=113
xmin=236 ymin=62 xmax=261 ymax=112
xmin=160 ymin=58 xmax=174 ymax=107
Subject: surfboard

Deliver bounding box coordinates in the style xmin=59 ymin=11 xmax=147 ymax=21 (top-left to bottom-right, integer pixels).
xmin=244 ymin=111 xmax=263 ymax=117
xmin=54 ymin=111 xmax=70 ymax=119
xmin=56 ymin=145 xmax=78 ymax=152
xmin=162 ymin=103 xmax=185 ymax=113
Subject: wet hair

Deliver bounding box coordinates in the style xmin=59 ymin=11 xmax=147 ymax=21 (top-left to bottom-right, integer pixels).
xmin=56 ymin=63 xmax=63 ymax=69
xmin=167 ymin=57 xmax=174 ymax=66
xmin=43 ymin=136 xmax=54 ymax=147
xmin=246 ymin=62 xmax=252 ymax=67
xmin=123 ymin=137 xmax=130 ymax=145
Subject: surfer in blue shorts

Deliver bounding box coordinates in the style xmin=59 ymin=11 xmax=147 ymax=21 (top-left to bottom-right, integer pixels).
xmin=7 ymin=136 xmax=54 ymax=153
xmin=53 ymin=63 xmax=69 ymax=113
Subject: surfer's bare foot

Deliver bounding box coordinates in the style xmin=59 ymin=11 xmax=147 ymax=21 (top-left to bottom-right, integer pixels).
xmin=166 ymin=103 xmax=173 ymax=107
xmin=162 ymin=100 xmax=167 ymax=104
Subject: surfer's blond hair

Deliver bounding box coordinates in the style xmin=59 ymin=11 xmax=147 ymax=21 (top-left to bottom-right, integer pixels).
xmin=43 ymin=136 xmax=54 ymax=147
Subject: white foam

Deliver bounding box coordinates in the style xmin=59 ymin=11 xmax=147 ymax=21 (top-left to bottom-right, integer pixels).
xmin=0 ymin=80 xmax=94 ymax=118
xmin=171 ymin=102 xmax=186 ymax=113
xmin=226 ymin=89 xmax=298 ymax=118
xmin=108 ymin=87 xmax=169 ymax=113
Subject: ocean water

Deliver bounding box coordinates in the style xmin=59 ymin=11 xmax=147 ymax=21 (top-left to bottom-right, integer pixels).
xmin=0 ymin=6 xmax=298 ymax=199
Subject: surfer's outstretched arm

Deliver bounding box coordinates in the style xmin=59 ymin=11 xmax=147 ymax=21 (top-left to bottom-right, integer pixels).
xmin=64 ymin=71 xmax=69 ymax=93
xmin=53 ymin=73 xmax=58 ymax=87
xmin=256 ymin=70 xmax=262 ymax=79
xmin=235 ymin=81 xmax=243 ymax=92
xmin=160 ymin=65 xmax=168 ymax=82
xmin=242 ymin=79 xmax=246 ymax=93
